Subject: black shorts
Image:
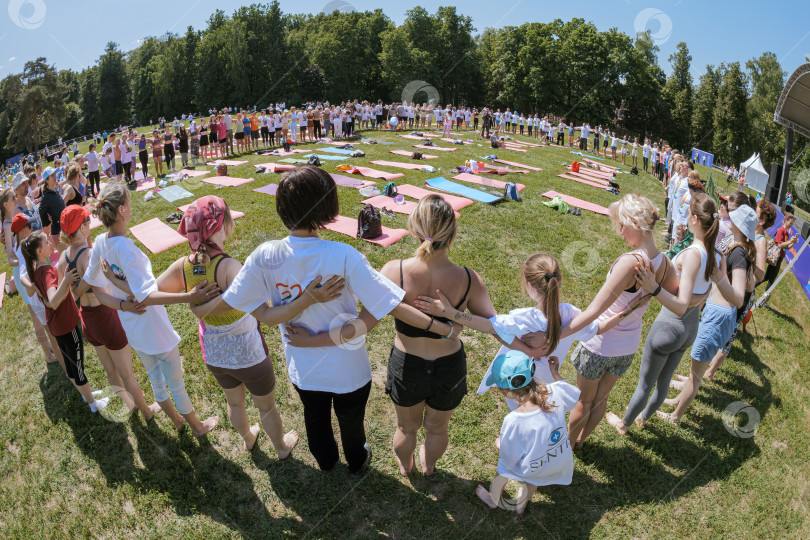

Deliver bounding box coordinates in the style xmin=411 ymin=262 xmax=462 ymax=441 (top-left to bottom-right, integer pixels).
xmin=235 ymin=132 xmax=244 ymax=140
xmin=385 ymin=345 xmax=467 ymax=411
xmin=251 ymin=131 xmax=259 ymax=139
xmin=218 ymin=137 xmax=227 ymax=144
xmin=114 ymin=161 xmax=123 ymax=175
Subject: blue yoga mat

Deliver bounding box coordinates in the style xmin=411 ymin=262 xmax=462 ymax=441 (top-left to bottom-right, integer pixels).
xmin=315 ymin=147 xmax=356 ymax=155
xmin=571 ymin=151 xmax=606 ymax=161
xmin=425 ymin=177 xmax=502 ymax=204
xmin=279 ymin=158 xmax=308 ymax=164
xmin=303 ymin=153 xmax=348 ymax=161
xmin=158 ymin=185 xmax=194 ymax=203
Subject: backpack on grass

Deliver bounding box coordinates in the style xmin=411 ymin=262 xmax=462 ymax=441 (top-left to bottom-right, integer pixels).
xmin=308 ymin=155 xmax=322 ymax=167
xmin=383 ymin=182 xmax=398 ymax=197
xmin=357 ymin=204 xmax=382 ymax=239
xmin=217 ymin=163 xmax=228 ymax=177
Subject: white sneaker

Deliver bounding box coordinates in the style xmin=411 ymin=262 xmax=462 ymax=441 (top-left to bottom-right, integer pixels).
xmin=90 ymin=397 xmax=110 ymax=413
xmin=82 ymin=390 xmax=104 ymax=404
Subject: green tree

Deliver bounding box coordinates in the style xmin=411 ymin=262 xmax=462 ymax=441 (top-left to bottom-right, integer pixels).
xmin=98 ymin=42 xmax=131 ymax=128
xmin=79 ymin=65 xmax=101 ymax=132
xmin=746 ymin=52 xmax=786 ymax=165
xmin=691 ymin=65 xmax=721 ymax=153
xmin=300 ymin=64 xmax=328 ymax=102
xmin=713 ymin=62 xmax=749 ymax=165
xmin=0 ymin=58 xmax=67 ymax=153
xmin=662 ymin=42 xmax=693 ymax=151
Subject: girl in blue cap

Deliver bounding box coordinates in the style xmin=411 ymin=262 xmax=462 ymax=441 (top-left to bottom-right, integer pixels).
xmin=476 ymin=351 xmax=579 ymax=514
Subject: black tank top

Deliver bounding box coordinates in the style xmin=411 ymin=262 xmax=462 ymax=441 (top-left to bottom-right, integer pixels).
xmin=64 ymin=247 xmax=91 ymax=293
xmin=394 ymin=259 xmax=471 ymax=339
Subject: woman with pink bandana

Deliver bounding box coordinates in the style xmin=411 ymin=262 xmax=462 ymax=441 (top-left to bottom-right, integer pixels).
xmin=154 ymin=196 xmax=344 ymax=455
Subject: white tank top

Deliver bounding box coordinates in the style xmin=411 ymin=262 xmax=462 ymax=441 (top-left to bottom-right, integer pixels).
xmin=673 ymin=243 xmax=713 ymax=294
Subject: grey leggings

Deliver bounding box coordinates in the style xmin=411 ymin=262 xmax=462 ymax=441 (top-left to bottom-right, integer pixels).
xmin=622 ymin=305 xmax=700 ymax=426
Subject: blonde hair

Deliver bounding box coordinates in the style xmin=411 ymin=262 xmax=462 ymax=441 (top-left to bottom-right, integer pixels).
xmin=65 ymin=161 xmax=81 ymax=182
xmin=407 ymin=195 xmax=457 ymax=261
xmin=521 ymin=253 xmax=562 ymax=356
xmin=505 ymin=378 xmax=555 ymax=413
xmin=92 ymin=183 xmax=130 ymax=228
xmin=608 ymin=193 xmax=659 ymax=234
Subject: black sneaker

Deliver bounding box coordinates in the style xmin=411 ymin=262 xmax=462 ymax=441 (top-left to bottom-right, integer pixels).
xmin=350 ymin=443 xmax=372 ymax=479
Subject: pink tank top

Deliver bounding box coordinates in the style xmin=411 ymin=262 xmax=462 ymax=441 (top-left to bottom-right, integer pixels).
xmin=583 ymin=250 xmax=665 ymax=357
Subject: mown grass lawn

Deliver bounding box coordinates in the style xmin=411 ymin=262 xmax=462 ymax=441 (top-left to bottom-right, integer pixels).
xmin=1 ymin=126 xmax=809 ymax=538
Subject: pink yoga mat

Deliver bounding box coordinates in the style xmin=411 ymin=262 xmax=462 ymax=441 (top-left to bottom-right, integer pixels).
xmin=362 ymin=195 xmax=460 ymax=219
xmin=176 ymin=204 xmax=245 ymax=219
xmin=323 ymin=215 xmax=409 ymax=247
xmin=338 ymin=167 xmax=404 ymax=181
xmin=572 ymin=167 xmax=613 ymax=179
xmin=206 ymin=160 xmax=249 ymax=167
xmin=370 ymin=160 xmax=427 ymax=170
xmin=542 ymin=191 xmax=609 ymax=216
xmin=557 ymin=174 xmax=609 ymax=191
xmin=493 ymin=159 xmax=543 ymax=172
xmin=399 ymin=134 xmax=438 ymax=140
xmin=501 ymin=146 xmax=528 ymax=153
xmin=201 ymin=176 xmax=255 ymax=187
xmin=389 ymin=150 xmax=438 ymax=159
xmin=584 ymin=160 xmax=618 ymax=171
xmin=567 ymin=171 xmax=610 ymax=186
xmin=413 ymin=145 xmax=457 ymax=152
xmin=483 ymin=167 xmax=529 ymax=175
xmin=135 ymin=177 xmax=157 ymax=192
xmin=175 ymin=169 xmax=212 ymax=178
xmin=253 ymin=183 xmax=279 ymax=196
xmin=89 ymin=214 xmax=104 ymax=230
xmin=257 ymin=149 xmax=308 ymax=156
xmin=130 ymin=218 xmax=186 ymax=254
xmin=396 ymin=184 xmax=474 ymax=211
xmin=452 ymin=173 xmax=526 ymax=192
xmin=440 ymin=138 xmax=471 ymax=145
xmin=256 ymin=163 xmax=297 ymax=172
xmin=329 ymin=174 xmax=376 ymax=189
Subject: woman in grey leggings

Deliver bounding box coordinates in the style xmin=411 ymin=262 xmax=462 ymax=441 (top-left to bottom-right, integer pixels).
xmin=606 ymin=193 xmax=720 ymax=434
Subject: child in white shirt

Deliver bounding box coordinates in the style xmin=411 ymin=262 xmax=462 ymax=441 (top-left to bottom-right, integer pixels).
xmin=474 ymin=350 xmax=580 ymax=514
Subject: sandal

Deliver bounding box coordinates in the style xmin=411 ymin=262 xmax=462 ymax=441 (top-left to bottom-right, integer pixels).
xmin=165 ymin=212 xmax=182 ymax=224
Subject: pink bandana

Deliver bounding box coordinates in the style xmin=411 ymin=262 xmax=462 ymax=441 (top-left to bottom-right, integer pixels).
xmin=178 ymin=195 xmax=227 ymax=259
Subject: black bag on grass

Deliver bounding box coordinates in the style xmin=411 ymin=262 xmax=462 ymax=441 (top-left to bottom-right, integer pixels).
xmin=357 ymin=204 xmax=382 ymax=239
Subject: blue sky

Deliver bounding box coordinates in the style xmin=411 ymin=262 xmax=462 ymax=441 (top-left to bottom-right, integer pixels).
xmin=1 ymin=0 xmax=808 ymax=82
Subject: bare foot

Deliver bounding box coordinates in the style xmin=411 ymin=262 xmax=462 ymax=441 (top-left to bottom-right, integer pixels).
xmin=143 ymin=402 xmax=162 ymax=421
xmin=276 ymin=430 xmax=299 ymax=460
xmin=394 ymin=450 xmax=415 ymax=476
xmin=656 ymin=410 xmax=679 ymax=425
xmin=634 ymin=415 xmax=646 ymax=429
xmin=703 ymin=371 xmax=715 ymax=381
xmin=192 ymin=416 xmax=219 ymax=438
xmin=605 ymin=412 xmax=628 ymax=435
xmin=674 ymin=374 xmax=688 ymax=381
xmin=419 ymin=444 xmax=434 ymax=476
xmin=669 ymin=379 xmax=685 ymax=390
xmin=663 ymin=397 xmax=680 ymax=407
xmin=476 ymin=484 xmax=498 ymax=509
xmin=46 ymin=353 xmax=58 ymax=364
xmin=244 ymin=424 xmax=261 ymax=451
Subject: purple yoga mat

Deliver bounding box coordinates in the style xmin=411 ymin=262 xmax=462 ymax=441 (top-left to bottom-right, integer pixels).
xmin=253 ymin=183 xmax=279 ymax=196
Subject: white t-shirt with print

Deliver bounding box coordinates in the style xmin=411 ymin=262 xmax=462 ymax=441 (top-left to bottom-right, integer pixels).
xmin=85 ymin=151 xmax=100 ymax=173
xmin=497 ymin=380 xmax=580 ymax=485
xmin=83 ymin=232 xmax=180 ymax=355
xmin=222 ymin=236 xmax=404 ymax=393
xmin=477 ymin=304 xmax=598 ymax=401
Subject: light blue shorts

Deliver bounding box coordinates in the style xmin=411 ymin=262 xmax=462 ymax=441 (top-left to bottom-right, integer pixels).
xmin=12 ymin=266 xmax=32 ymax=306
xmin=691 ymin=302 xmax=737 ymax=363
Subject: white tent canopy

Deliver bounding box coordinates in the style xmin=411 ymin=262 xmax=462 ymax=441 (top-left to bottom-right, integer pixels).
xmin=740 ymin=153 xmax=769 ymax=194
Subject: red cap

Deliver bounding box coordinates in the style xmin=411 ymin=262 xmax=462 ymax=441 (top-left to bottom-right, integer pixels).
xmin=61 ymin=205 xmax=91 ymax=235
xmin=10 ymin=213 xmax=31 ymax=235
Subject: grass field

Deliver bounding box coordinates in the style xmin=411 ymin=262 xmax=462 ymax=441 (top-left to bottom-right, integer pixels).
xmin=1 ymin=126 xmax=809 ymax=539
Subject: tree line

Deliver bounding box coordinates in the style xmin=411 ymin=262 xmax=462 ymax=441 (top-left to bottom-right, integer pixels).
xmin=1 ymin=2 xmax=808 ymax=198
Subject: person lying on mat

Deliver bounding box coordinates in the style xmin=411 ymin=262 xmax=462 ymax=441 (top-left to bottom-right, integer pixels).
xmin=195 ymin=166 xmax=452 ymax=479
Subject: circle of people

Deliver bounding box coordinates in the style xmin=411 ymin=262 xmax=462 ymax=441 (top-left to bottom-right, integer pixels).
xmin=1 ymin=105 xmax=796 ymax=515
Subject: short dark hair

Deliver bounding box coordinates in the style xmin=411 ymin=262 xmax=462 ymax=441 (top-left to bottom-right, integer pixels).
xmin=276 ymin=166 xmax=339 ymax=231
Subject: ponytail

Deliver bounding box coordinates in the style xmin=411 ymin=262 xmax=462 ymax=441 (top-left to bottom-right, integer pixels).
xmin=690 ymin=193 xmax=720 ymax=282
xmin=21 ymin=230 xmax=46 ymax=299
xmin=521 ymin=253 xmax=562 ymax=356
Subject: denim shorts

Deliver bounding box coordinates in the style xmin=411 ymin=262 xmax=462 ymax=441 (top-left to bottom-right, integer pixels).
xmin=571 ymin=342 xmax=635 ymax=380
xmin=691 ymin=302 xmax=737 ymax=362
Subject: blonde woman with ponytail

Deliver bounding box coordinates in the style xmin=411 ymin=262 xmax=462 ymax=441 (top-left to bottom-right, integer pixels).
xmin=73 ymin=184 xmax=221 ymax=437
xmin=379 ymin=194 xmax=497 ymax=476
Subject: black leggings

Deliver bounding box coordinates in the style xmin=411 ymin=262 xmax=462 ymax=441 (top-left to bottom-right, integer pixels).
xmin=313 ymin=120 xmax=322 ymax=140
xmin=261 ymin=127 xmax=269 ymax=145
xmin=294 ymin=381 xmax=371 ymax=474
xmin=54 ymin=325 xmax=87 ymax=386
xmin=122 ymin=161 xmax=132 ymax=182
xmin=87 ymin=171 xmax=100 ymax=197
xmin=139 ymin=150 xmax=149 ymax=179
xmin=163 ymin=144 xmax=175 ymax=169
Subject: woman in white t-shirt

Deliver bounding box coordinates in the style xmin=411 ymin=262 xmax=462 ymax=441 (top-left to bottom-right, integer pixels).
xmin=218 ymin=167 xmax=450 ymax=477
xmin=75 ymin=183 xmax=220 ymax=437
xmin=475 ymin=352 xmax=579 ymax=515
